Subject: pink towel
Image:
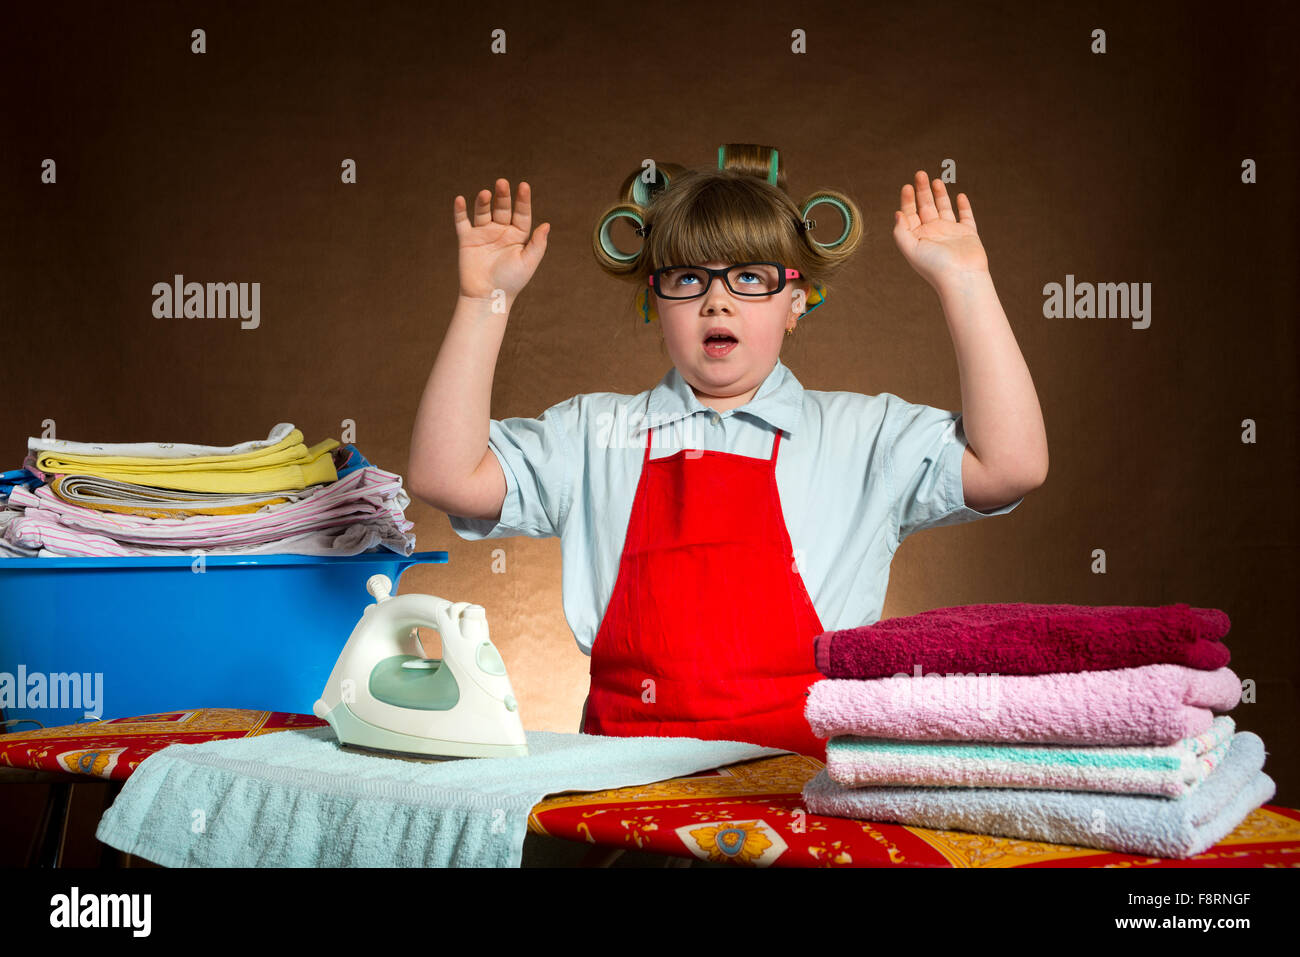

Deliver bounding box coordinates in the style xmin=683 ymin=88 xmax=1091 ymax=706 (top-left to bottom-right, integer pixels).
xmin=804 ymin=664 xmax=1242 ymax=746
xmin=814 ymin=602 xmax=1231 ymax=678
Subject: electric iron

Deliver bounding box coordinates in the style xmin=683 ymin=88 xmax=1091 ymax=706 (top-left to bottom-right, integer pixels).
xmin=313 ymin=574 xmax=528 ymax=760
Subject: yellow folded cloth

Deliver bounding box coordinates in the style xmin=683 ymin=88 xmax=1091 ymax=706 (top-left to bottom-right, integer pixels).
xmin=35 ymin=429 xmax=339 ymax=494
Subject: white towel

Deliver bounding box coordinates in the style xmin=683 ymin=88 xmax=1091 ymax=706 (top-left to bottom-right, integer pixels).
xmin=27 ymin=423 xmax=296 ymax=459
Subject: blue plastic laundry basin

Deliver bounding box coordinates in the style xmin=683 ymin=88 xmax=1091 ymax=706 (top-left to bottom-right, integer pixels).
xmin=0 ymin=551 xmax=447 ymax=731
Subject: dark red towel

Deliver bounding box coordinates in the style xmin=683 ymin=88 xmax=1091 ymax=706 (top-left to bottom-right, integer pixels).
xmin=814 ymin=602 xmax=1231 ymax=678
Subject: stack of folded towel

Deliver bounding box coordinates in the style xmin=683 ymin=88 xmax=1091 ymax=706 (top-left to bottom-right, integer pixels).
xmin=0 ymin=423 xmax=415 ymax=558
xmin=801 ymin=603 xmax=1275 ymax=859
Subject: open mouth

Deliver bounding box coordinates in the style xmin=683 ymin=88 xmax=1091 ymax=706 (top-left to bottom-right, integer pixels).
xmin=703 ymin=327 xmax=738 ymax=357
xmin=703 ymin=334 xmax=738 ymax=357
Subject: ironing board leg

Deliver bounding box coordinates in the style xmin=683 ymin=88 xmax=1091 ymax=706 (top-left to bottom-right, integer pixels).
xmin=97 ymin=781 xmax=126 ymax=867
xmin=32 ymin=780 xmax=73 ymax=868
xmin=578 ymin=846 xmax=626 ymax=867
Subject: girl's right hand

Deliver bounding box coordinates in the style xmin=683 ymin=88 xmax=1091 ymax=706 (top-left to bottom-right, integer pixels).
xmin=454 ymin=178 xmax=550 ymax=303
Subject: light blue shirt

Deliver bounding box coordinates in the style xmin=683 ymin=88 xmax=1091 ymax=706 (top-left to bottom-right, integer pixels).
xmin=448 ymin=360 xmax=1022 ymax=655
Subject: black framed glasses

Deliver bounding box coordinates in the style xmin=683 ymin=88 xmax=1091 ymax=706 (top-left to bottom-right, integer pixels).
xmin=647 ymin=262 xmax=802 ymax=300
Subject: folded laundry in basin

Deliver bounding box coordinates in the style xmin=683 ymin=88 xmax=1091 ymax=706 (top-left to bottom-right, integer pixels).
xmin=825 ymin=715 xmax=1236 ymax=798
xmin=802 ymin=731 xmax=1275 ymax=859
xmin=4 ymin=465 xmax=414 ymax=557
xmin=94 ymin=727 xmax=786 ymax=868
xmin=805 ymin=664 xmax=1242 ymax=746
xmin=814 ymin=602 xmax=1231 ymax=679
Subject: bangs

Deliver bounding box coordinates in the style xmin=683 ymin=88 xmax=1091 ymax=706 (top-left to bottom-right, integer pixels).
xmin=648 ymin=177 xmax=801 ymax=269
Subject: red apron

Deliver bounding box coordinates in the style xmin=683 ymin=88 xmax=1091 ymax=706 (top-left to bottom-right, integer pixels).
xmin=582 ymin=422 xmax=828 ymax=759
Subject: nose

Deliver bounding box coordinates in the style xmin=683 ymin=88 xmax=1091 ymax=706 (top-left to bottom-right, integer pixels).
xmin=699 ymin=275 xmax=738 ymax=312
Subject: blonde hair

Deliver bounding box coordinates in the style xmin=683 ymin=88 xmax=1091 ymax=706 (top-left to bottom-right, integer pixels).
xmin=592 ymin=144 xmax=863 ymax=332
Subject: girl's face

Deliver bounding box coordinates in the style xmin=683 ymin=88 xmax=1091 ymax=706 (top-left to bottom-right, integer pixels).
xmin=656 ymin=260 xmax=807 ymax=413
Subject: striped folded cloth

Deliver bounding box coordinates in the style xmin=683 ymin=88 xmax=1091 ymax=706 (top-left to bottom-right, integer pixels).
xmin=826 ymin=716 xmax=1235 ymax=798
xmin=803 ymin=731 xmax=1275 ymax=859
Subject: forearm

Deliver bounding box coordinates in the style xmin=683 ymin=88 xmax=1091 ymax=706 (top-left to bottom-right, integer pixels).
xmin=935 ymin=270 xmax=1048 ymax=485
xmin=408 ymin=294 xmax=511 ymax=500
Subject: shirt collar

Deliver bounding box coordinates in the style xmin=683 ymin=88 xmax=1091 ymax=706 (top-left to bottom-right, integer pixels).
xmin=639 ymin=359 xmax=805 ymax=435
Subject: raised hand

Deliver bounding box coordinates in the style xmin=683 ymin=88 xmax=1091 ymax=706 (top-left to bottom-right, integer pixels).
xmin=454 ymin=178 xmax=550 ymax=302
xmin=892 ymin=171 xmax=989 ymax=291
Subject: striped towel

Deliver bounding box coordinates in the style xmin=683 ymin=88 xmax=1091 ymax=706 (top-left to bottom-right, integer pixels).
xmin=803 ymin=731 xmax=1275 ymax=859
xmin=826 ymin=716 xmax=1235 ymax=798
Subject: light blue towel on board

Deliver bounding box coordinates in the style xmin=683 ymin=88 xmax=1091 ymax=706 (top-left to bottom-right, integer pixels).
xmin=803 ymin=730 xmax=1275 ymax=859
xmin=94 ymin=728 xmax=786 ymax=867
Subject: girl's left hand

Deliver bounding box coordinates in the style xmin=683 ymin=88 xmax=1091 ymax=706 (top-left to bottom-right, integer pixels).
xmin=892 ymin=171 xmax=989 ymax=291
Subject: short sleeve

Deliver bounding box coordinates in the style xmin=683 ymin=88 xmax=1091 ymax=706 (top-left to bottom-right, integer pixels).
xmin=446 ymin=400 xmax=576 ymax=540
xmin=885 ymin=395 xmax=1022 ymax=546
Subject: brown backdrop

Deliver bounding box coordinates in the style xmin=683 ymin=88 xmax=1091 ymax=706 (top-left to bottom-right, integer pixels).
xmin=3 ymin=0 xmax=1296 ymax=805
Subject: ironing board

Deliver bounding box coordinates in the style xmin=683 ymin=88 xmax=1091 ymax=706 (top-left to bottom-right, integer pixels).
xmin=3 ymin=708 xmax=1297 ymax=868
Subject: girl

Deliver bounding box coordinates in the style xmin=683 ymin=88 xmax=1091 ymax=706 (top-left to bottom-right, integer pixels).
xmin=409 ymin=144 xmax=1047 ymax=761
